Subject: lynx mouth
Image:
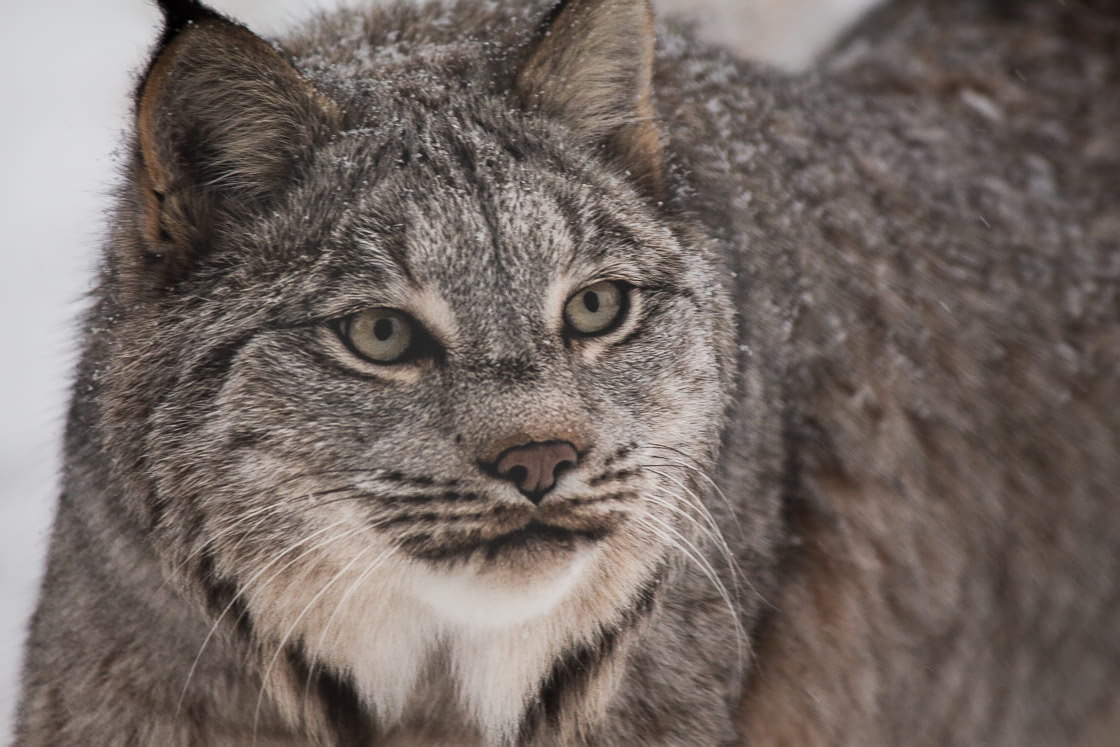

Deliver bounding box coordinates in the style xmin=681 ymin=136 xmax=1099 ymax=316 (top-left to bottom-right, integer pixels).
xmin=480 ymin=520 xmax=611 ymax=560
xmin=403 ymin=517 xmax=616 ymax=563
xmin=408 ymin=520 xmax=605 ymax=627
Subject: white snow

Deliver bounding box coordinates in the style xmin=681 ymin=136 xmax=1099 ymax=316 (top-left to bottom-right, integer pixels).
xmin=671 ymin=0 xmax=882 ymax=70
xmin=0 ymin=0 xmax=873 ymax=739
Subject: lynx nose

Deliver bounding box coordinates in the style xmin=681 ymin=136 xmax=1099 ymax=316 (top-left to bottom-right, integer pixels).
xmin=494 ymin=441 xmax=579 ymax=504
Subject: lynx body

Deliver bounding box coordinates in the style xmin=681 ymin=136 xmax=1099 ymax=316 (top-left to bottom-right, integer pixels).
xmin=16 ymin=0 xmax=1120 ymax=745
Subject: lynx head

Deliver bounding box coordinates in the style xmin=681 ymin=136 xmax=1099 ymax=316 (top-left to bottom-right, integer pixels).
xmin=92 ymin=0 xmax=735 ymax=729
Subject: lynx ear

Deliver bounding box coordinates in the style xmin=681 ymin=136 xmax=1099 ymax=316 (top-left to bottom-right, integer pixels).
xmin=130 ymin=0 xmax=340 ymax=293
xmin=516 ymin=0 xmax=662 ymax=196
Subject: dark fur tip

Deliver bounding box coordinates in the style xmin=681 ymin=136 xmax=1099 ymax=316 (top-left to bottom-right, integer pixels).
xmin=137 ymin=0 xmax=231 ymax=102
xmin=154 ymin=0 xmax=224 ymax=39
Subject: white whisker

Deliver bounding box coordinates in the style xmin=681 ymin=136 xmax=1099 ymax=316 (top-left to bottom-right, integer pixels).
xmin=173 ymin=517 xmax=354 ymax=721
xmin=252 ymin=545 xmax=376 ymax=743
xmin=643 ymin=466 xmax=750 ymax=602
xmin=631 ymin=509 xmax=748 ymax=671
xmin=298 ymin=548 xmax=395 ymax=722
xmin=160 ymin=500 xmax=294 ymax=595
xmin=647 ymin=443 xmax=743 ymax=532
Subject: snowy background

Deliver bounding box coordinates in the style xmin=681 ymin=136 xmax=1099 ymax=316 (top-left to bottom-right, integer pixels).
xmin=0 ymin=0 xmax=877 ymax=737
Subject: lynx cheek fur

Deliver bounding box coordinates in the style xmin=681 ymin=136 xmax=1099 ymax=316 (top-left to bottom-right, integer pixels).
xmin=15 ymin=0 xmax=1120 ymax=745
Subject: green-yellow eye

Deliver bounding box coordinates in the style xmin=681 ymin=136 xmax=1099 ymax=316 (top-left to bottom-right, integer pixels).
xmin=564 ymin=280 xmax=626 ymax=336
xmin=344 ymin=309 xmax=414 ymax=363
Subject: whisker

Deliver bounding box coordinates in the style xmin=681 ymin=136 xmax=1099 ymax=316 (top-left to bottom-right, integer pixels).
xmin=631 ymin=509 xmax=748 ymax=671
xmin=173 ymin=517 xmax=354 ymax=721
xmin=644 ymin=460 xmax=773 ymax=610
xmin=639 ymin=510 xmax=749 ymax=672
xmin=310 ymin=489 xmax=476 ymax=512
xmin=642 ymin=466 xmax=746 ymax=599
xmin=252 ymin=545 xmax=378 ymax=743
xmin=299 ymin=548 xmax=395 ymax=722
xmin=638 ymin=487 xmax=742 ymax=610
xmin=227 ymin=523 xmax=373 ymax=635
xmin=646 ymin=443 xmax=743 ymax=532
xmin=161 ymin=484 xmax=365 ymax=594
xmin=158 ymin=501 xmax=284 ymax=596
xmin=164 ymin=474 xmax=459 ymax=595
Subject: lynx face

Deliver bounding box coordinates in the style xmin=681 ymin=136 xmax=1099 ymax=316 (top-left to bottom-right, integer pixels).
xmin=191 ymin=110 xmax=728 ymax=623
xmin=93 ymin=0 xmax=735 ymax=732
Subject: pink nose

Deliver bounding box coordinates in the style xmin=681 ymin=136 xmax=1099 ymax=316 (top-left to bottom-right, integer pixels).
xmin=495 ymin=441 xmax=579 ymax=504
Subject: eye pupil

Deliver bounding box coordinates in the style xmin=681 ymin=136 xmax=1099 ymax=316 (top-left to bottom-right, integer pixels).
xmin=563 ymin=280 xmax=627 ymax=336
xmin=373 ymin=318 xmax=394 ymax=341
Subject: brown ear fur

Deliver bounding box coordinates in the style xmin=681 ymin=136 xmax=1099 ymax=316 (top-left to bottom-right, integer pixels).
xmin=130 ymin=14 xmax=341 ymax=297
xmin=517 ymin=0 xmax=663 ymax=197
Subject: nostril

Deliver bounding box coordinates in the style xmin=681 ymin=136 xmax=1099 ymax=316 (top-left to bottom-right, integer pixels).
xmin=507 ymin=465 xmax=529 ymax=486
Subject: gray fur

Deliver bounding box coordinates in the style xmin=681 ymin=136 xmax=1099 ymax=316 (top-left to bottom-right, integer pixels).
xmin=14 ymin=0 xmax=1120 ymax=745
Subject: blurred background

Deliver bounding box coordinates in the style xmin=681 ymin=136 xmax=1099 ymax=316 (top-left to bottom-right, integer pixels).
xmin=0 ymin=0 xmax=878 ymax=737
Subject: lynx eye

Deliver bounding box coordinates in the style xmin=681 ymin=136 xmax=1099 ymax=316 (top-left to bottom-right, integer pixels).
xmin=342 ymin=308 xmax=414 ymax=364
xmin=564 ymin=280 xmax=627 ymax=336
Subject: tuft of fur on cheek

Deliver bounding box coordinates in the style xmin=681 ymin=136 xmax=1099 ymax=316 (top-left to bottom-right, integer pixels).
xmin=239 ymin=527 xmax=434 ymax=727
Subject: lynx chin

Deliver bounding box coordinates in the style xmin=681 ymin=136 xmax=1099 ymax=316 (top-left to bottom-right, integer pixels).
xmin=15 ymin=0 xmax=1120 ymax=745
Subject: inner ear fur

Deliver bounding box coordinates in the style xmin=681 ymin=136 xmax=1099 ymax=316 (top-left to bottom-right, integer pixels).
xmin=131 ymin=4 xmax=340 ymax=295
xmin=517 ymin=0 xmax=663 ymax=197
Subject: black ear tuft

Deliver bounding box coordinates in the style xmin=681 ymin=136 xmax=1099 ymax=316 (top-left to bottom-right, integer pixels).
xmin=154 ymin=0 xmax=224 ymax=43
xmin=137 ymin=0 xmax=226 ymax=102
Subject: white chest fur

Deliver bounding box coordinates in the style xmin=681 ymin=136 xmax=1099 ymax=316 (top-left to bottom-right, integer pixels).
xmin=297 ymin=547 xmax=605 ymax=741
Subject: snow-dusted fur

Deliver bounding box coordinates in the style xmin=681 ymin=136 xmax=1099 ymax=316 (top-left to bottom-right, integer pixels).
xmin=15 ymin=0 xmax=1120 ymax=745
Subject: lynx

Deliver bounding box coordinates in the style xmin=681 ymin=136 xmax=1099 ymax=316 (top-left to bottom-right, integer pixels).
xmin=15 ymin=0 xmax=1120 ymax=744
